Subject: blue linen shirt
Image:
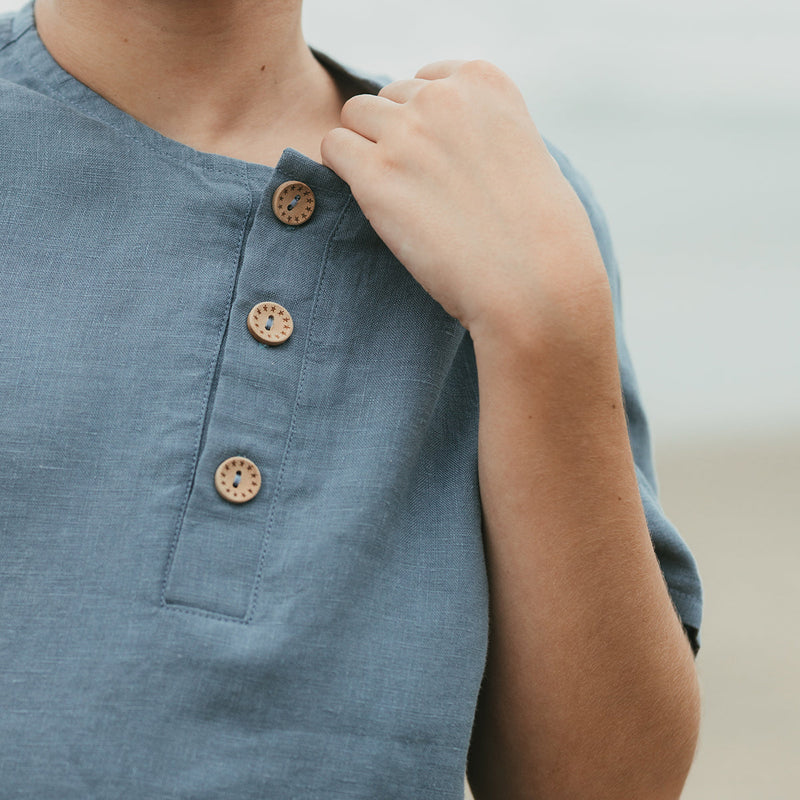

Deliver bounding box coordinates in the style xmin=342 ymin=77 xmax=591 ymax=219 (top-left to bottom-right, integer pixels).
xmin=0 ymin=1 xmax=702 ymax=797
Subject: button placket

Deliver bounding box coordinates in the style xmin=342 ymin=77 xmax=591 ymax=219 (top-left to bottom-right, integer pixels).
xmin=218 ymin=182 xmax=306 ymax=507
xmin=164 ymin=169 xmax=345 ymax=619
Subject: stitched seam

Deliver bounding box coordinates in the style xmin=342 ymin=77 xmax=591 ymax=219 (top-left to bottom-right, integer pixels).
xmin=160 ymin=184 xmax=256 ymax=611
xmin=9 ymin=29 xmax=244 ymax=179
xmin=3 ymin=26 xmax=359 ymax=196
xmin=0 ymin=25 xmax=21 ymax=53
xmin=192 ymin=166 xmax=262 ymax=469
xmin=245 ymin=195 xmax=355 ymax=623
xmin=0 ymin=16 xmax=21 ymax=54
xmin=162 ymin=602 xmax=249 ymax=625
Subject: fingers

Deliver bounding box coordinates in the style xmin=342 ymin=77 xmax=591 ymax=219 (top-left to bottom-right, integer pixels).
xmin=324 ymin=58 xmax=506 ymax=186
xmin=378 ymin=78 xmax=428 ymax=104
xmin=376 ymin=60 xmax=481 ymax=106
xmin=338 ymin=93 xmax=398 ymax=143
xmin=319 ymin=125 xmax=374 ymax=189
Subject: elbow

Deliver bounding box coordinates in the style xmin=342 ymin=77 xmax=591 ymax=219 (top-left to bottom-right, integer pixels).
xmin=654 ymin=651 xmax=702 ymax=798
xmin=617 ymin=640 xmax=702 ymax=800
xmin=467 ymin=621 xmax=702 ymax=800
xmin=467 ymin=658 xmax=702 ymax=800
xmin=597 ymin=653 xmax=702 ymax=799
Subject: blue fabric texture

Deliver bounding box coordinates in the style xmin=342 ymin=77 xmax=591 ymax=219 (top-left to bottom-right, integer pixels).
xmin=0 ymin=1 xmax=702 ymax=797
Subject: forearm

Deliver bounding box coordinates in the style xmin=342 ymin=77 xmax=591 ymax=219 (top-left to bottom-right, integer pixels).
xmin=466 ymin=286 xmax=700 ymax=799
xmin=320 ymin=58 xmax=701 ymax=795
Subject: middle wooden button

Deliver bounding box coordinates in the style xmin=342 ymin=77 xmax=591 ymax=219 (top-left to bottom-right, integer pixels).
xmin=247 ymin=301 xmax=294 ymax=346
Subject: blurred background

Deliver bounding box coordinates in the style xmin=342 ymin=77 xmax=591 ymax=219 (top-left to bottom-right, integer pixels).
xmin=302 ymin=1 xmax=800 ymax=796
xmin=3 ymin=0 xmax=796 ymax=796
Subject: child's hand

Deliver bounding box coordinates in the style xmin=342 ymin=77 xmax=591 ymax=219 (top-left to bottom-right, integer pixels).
xmin=320 ymin=59 xmax=611 ymax=345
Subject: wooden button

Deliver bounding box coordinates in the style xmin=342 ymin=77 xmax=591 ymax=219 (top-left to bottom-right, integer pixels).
xmin=271 ymin=180 xmax=315 ymax=225
xmin=247 ymin=301 xmax=293 ymax=346
xmin=214 ymin=456 xmax=261 ymax=504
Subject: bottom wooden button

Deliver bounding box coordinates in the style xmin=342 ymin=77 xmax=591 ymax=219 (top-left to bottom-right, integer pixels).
xmin=214 ymin=456 xmax=261 ymax=504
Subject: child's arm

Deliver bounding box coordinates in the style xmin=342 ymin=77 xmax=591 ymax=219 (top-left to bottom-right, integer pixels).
xmin=321 ymin=58 xmax=700 ymax=799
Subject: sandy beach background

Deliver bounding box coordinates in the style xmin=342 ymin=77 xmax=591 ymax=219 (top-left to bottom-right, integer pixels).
xmin=3 ymin=0 xmax=796 ymax=795
xmin=653 ymin=432 xmax=800 ymax=797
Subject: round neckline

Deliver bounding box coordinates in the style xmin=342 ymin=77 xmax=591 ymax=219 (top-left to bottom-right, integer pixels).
xmin=9 ymin=0 xmax=387 ymax=195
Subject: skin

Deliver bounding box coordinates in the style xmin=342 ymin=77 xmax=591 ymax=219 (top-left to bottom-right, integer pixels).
xmin=33 ymin=0 xmax=349 ymax=166
xmin=324 ymin=66 xmax=701 ymax=798
xmin=33 ymin=1 xmax=701 ymax=796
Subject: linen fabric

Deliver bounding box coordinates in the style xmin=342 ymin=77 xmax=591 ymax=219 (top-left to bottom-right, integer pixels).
xmin=0 ymin=2 xmax=702 ymax=797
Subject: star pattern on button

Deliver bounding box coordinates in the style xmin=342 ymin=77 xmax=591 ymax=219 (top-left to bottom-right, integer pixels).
xmin=271 ymin=180 xmax=316 ymax=226
xmin=214 ymin=456 xmax=261 ymax=504
xmin=247 ymin=301 xmax=294 ymax=345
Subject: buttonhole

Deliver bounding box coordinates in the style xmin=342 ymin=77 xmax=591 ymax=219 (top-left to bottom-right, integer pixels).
xmin=233 ymin=470 xmax=242 ymax=488
xmin=287 ymin=194 xmax=301 ymax=211
xmin=265 ymin=315 xmax=274 ymax=331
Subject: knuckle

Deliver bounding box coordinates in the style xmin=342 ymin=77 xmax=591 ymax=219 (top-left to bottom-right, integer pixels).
xmin=416 ymin=78 xmax=460 ymax=110
xmin=377 ymin=80 xmax=400 ymax=98
xmin=461 ymin=58 xmax=499 ymax=76
xmin=460 ymin=59 xmax=511 ymax=88
xmin=339 ymin=93 xmax=368 ymax=124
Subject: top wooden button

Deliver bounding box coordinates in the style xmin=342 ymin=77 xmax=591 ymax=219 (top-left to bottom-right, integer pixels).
xmin=271 ymin=180 xmax=315 ymax=226
xmin=214 ymin=456 xmax=261 ymax=504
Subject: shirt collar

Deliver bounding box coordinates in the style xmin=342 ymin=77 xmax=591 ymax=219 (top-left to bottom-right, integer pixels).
xmin=8 ymin=0 xmax=394 ymax=190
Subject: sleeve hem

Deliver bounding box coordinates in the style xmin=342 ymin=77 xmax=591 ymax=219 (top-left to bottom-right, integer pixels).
xmin=683 ymin=624 xmax=700 ymax=657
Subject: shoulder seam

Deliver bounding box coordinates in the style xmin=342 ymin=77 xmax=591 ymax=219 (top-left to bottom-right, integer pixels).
xmin=0 ymin=11 xmax=27 ymax=56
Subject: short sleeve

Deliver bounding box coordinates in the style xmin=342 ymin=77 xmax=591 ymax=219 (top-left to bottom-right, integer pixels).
xmin=544 ymin=138 xmax=703 ymax=654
